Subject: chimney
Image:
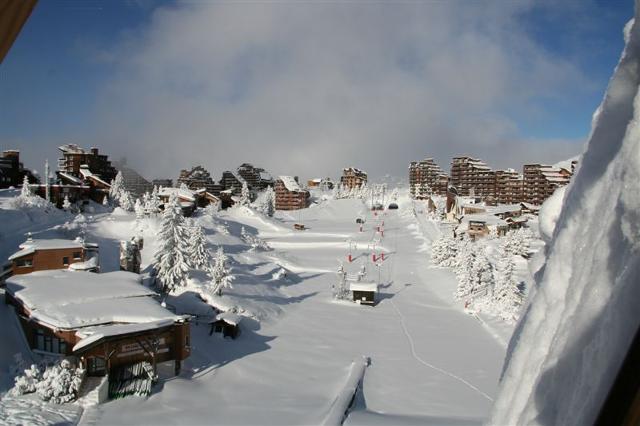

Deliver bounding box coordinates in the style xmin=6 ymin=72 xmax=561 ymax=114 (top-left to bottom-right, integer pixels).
xmin=90 ymin=147 xmax=99 ymax=155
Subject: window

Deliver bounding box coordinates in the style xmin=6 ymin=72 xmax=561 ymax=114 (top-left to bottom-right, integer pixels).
xmin=35 ymin=329 xmax=67 ymax=355
xmin=62 ymin=256 xmax=69 ymax=266
xmin=16 ymin=258 xmax=33 ymax=267
xmin=72 ymin=251 xmax=82 ymax=260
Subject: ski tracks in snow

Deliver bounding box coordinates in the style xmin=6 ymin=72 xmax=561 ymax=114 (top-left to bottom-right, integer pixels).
xmin=388 ymin=299 xmax=494 ymax=402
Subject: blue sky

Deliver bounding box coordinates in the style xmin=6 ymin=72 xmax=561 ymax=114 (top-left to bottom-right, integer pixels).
xmin=0 ymin=0 xmax=635 ymax=178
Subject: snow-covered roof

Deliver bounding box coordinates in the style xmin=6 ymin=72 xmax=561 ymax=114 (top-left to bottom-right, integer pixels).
xmin=459 ymin=214 xmax=508 ymax=227
xmin=58 ymin=144 xmax=85 ymax=154
xmin=278 ymin=176 xmax=302 ymax=192
xmin=215 ymin=312 xmax=243 ymax=326
xmin=158 ymin=187 xmax=196 ymax=202
xmin=58 ymin=172 xmax=84 ymax=185
xmin=259 ymin=171 xmax=273 ymax=181
xmin=68 ymin=256 xmax=99 ymax=271
xmin=8 ymin=238 xmax=86 ymax=260
xmin=487 ymin=204 xmax=523 ymax=215
xmin=521 ymin=202 xmax=541 ymax=211
xmin=5 ymin=270 xmax=179 ymax=329
xmin=73 ymin=319 xmax=176 ymax=352
xmin=349 ymin=282 xmax=378 ymax=292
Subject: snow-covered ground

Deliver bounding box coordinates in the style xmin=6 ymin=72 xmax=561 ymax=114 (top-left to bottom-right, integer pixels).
xmin=0 ymin=188 xmax=510 ymax=425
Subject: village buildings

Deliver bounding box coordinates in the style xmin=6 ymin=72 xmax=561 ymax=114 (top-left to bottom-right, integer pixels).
xmin=340 ymin=167 xmax=367 ymax=189
xmin=58 ymin=144 xmax=117 ymax=184
xmin=237 ymin=163 xmax=274 ymax=190
xmin=411 ymin=155 xmax=576 ymax=206
xmin=177 ymin=165 xmax=222 ymax=194
xmin=449 ymin=156 xmax=496 ymax=199
xmin=275 ymin=176 xmax=310 ymax=210
xmin=408 ymin=158 xmax=449 ymax=197
xmin=0 ymin=150 xmax=37 ymax=188
xmin=522 ymin=164 xmax=572 ymax=205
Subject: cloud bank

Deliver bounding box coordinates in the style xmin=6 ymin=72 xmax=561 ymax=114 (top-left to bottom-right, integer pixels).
xmin=91 ymin=1 xmax=590 ymax=180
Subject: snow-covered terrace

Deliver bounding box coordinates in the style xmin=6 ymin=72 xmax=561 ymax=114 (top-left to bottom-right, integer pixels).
xmin=5 ymin=270 xmax=179 ymax=330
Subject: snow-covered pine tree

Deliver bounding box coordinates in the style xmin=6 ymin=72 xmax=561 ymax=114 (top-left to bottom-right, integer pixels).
xmin=62 ymin=195 xmax=71 ymax=211
xmin=263 ymin=186 xmax=275 ymax=217
xmin=454 ymin=240 xmax=476 ymax=300
xmin=239 ymin=181 xmax=250 ymax=206
xmin=109 ymin=171 xmax=125 ymax=201
xmin=120 ymin=191 xmax=134 ymax=211
xmin=493 ymin=253 xmax=523 ymax=322
xmin=188 ymin=220 xmax=211 ymax=270
xmin=431 ymin=235 xmax=458 ymax=267
xmin=210 ymin=247 xmax=233 ymax=295
xmin=471 ymin=250 xmax=494 ymax=299
xmin=20 ymin=175 xmax=32 ymax=198
xmin=153 ymin=194 xmax=190 ymax=293
xmin=333 ymin=263 xmax=349 ymax=300
xmin=134 ymin=198 xmax=144 ymax=219
xmin=148 ymin=186 xmax=161 ymax=216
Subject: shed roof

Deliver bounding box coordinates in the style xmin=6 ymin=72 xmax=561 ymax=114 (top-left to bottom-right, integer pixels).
xmin=349 ymin=281 xmax=378 ymax=292
xmin=214 ymin=312 xmax=243 ymax=326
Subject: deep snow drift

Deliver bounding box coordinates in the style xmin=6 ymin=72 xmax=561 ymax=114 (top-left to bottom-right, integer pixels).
xmin=490 ymin=6 xmax=640 ymax=425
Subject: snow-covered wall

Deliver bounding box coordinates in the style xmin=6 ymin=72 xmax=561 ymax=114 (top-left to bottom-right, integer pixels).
xmin=489 ymin=3 xmax=640 ymax=425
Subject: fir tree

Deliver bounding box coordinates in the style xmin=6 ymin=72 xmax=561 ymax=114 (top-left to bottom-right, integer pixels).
xmin=153 ymin=194 xmax=190 ymax=293
xmin=109 ymin=171 xmax=125 ymax=201
xmin=210 ymin=247 xmax=234 ymax=295
xmin=20 ymin=175 xmax=32 ymax=198
xmin=134 ymin=198 xmax=144 ymax=219
xmin=188 ymin=220 xmax=211 ymax=269
xmin=62 ymin=195 xmax=71 ymax=212
xmin=263 ymin=186 xmax=276 ymax=217
xmin=239 ymin=181 xmax=251 ymax=206
xmin=493 ymin=254 xmax=523 ymax=322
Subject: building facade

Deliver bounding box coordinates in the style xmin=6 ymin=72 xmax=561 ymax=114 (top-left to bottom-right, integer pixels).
xmin=409 ymin=158 xmax=449 ymax=198
xmin=58 ymin=144 xmax=117 ymax=184
xmin=495 ymin=169 xmax=523 ymax=205
xmin=177 ymin=166 xmax=221 ymax=194
xmin=275 ymin=176 xmax=310 ymax=210
xmin=237 ymin=163 xmax=274 ymax=190
xmin=450 ymin=156 xmax=495 ymax=199
xmin=340 ymin=167 xmax=367 ymax=189
xmin=522 ymin=164 xmax=572 ymax=205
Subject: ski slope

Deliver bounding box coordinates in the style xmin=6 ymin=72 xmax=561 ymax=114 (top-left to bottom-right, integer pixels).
xmin=80 ymin=193 xmax=505 ymax=425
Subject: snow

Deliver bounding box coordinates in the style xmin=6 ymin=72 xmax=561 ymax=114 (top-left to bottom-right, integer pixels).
xmin=490 ymin=8 xmax=640 ymax=425
xmin=158 ymin=187 xmax=195 ymax=202
xmin=278 ymin=175 xmax=302 ymax=192
xmin=348 ymin=281 xmax=378 ymax=293
xmin=214 ymin=312 xmax=243 ymax=326
xmin=68 ymin=256 xmax=99 ymax=271
xmin=73 ymin=319 xmax=178 ymax=352
xmin=0 ymin=181 xmax=514 ymax=424
xmin=5 ymin=270 xmax=179 ymax=329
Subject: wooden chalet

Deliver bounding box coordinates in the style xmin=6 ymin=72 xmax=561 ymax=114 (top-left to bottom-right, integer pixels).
xmin=350 ymin=281 xmax=378 ymax=305
xmin=275 ymin=176 xmax=310 ymax=211
xmin=8 ymin=237 xmax=99 ymax=276
xmin=5 ymin=270 xmax=191 ymax=378
xmin=209 ymin=312 xmax=243 ymax=339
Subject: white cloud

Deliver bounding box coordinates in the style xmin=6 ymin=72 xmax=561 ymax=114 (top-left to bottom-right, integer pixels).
xmin=90 ymin=1 xmax=590 ymax=180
